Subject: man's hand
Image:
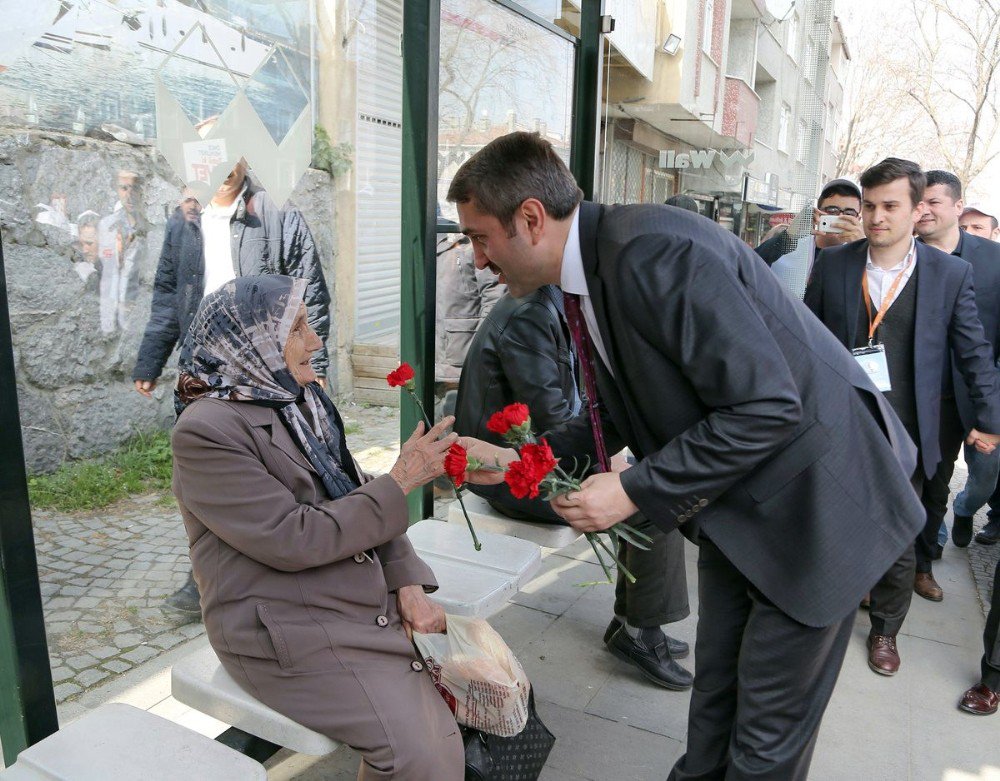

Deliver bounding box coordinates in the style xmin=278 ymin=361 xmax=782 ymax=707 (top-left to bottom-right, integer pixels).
xmin=134 ymin=379 xmax=156 ymax=398
xmin=396 ymin=584 xmax=446 ymax=639
xmin=968 ymin=429 xmax=1000 ymax=455
xmin=454 ymin=436 xmax=518 ymax=485
xmin=815 ymin=214 xmax=864 ymax=243
xmin=551 ymin=471 xmax=639 ymax=532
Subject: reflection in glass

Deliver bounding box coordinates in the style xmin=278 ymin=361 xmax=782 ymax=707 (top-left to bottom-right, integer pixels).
xmin=437 ymin=0 xmax=575 ymax=220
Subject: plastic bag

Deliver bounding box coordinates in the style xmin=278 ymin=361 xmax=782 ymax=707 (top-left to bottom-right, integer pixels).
xmin=413 ymin=615 xmax=530 ymax=738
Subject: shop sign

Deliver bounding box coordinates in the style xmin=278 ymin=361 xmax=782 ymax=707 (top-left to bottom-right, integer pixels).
xmin=658 ymin=149 xmax=755 ymax=171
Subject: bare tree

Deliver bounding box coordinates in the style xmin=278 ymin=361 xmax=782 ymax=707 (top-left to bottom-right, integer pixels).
xmin=904 ymin=0 xmax=1000 ymax=189
xmin=836 ymin=0 xmax=1000 ymax=190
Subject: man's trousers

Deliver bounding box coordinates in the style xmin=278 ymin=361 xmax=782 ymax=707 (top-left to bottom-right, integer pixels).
xmin=668 ymin=537 xmax=853 ymax=781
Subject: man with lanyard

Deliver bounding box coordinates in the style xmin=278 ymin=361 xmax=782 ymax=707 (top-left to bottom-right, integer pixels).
xmin=915 ymin=171 xmax=1000 ymax=568
xmin=805 ymin=158 xmax=1000 ymax=675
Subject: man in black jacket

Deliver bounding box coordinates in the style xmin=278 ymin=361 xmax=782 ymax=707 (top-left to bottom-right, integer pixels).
xmin=133 ymin=161 xmax=330 ymax=618
xmin=805 ymin=159 xmax=1000 ymax=675
xmin=450 ymin=132 xmax=925 ymax=781
xmin=915 ymin=171 xmax=1000 ymax=560
xmin=133 ymin=163 xmax=330 ymax=395
xmin=454 ymin=285 xmax=692 ymax=690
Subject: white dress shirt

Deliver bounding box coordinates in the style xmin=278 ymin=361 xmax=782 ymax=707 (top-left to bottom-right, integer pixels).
xmin=559 ymin=206 xmax=615 ymax=377
xmin=865 ymin=238 xmax=917 ymax=311
xmin=201 ymin=186 xmax=246 ymax=298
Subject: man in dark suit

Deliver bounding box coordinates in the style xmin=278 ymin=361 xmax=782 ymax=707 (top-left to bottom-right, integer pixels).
xmin=449 ymin=132 xmax=925 ymax=781
xmin=805 ymin=158 xmax=1000 ymax=676
xmin=915 ymin=171 xmax=1000 ymax=564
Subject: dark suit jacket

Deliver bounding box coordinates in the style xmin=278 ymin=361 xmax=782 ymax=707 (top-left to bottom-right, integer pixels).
xmin=946 ymin=232 xmax=1000 ymax=430
xmin=803 ymin=239 xmax=1000 ymax=477
xmin=544 ymin=202 xmax=925 ymax=628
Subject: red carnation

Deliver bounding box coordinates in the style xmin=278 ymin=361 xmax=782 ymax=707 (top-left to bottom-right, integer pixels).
xmin=505 ymin=459 xmax=541 ymax=499
xmin=444 ymin=442 xmax=469 ymax=487
xmin=386 ymin=362 xmax=415 ymax=388
xmin=504 ymin=440 xmax=557 ymax=499
xmin=486 ymin=403 xmax=532 ymax=440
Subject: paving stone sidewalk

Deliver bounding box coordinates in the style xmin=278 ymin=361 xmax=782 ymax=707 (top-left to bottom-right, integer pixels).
xmin=34 ymin=400 xmax=401 ymax=704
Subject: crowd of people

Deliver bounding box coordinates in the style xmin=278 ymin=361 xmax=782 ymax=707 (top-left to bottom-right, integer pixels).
xmin=130 ymin=130 xmax=1000 ymax=779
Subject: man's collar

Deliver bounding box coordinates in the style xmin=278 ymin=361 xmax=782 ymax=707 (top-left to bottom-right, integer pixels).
xmin=559 ymin=205 xmax=586 ymax=295
xmin=866 ymin=237 xmax=916 ymax=270
xmin=916 ymin=228 xmax=965 ymax=256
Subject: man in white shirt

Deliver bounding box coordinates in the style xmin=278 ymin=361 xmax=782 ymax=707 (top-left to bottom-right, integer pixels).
xmin=805 ymin=158 xmax=1000 ymax=675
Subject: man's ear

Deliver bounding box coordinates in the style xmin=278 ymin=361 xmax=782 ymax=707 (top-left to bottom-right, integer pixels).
xmin=520 ymin=198 xmax=547 ymax=244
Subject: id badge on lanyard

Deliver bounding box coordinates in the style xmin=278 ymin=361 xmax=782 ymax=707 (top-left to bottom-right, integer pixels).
xmin=852 ymin=344 xmax=891 ymax=391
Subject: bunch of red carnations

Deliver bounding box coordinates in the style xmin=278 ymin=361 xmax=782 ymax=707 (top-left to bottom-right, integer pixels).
xmin=459 ymin=403 xmax=652 ymax=585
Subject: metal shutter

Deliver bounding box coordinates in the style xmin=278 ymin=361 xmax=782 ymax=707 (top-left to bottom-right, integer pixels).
xmin=354 ymin=0 xmax=403 ymax=343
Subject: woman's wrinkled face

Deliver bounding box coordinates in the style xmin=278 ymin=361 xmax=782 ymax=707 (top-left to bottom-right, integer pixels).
xmin=284 ymin=304 xmax=322 ymax=386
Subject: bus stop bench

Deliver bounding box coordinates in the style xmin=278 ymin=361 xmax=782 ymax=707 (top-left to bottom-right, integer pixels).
xmin=406 ymin=519 xmax=541 ymax=617
xmin=446 ymin=493 xmax=581 ymax=549
xmin=170 ymin=524 xmax=540 ymax=762
xmin=0 ymin=703 xmax=266 ymax=780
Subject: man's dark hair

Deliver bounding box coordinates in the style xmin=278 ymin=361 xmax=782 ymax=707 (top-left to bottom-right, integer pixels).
xmin=447 ymin=132 xmax=583 ymax=235
xmin=925 ymin=170 xmax=962 ymax=201
xmin=665 ymin=194 xmax=700 ymax=212
xmin=859 ymin=158 xmax=926 ymax=208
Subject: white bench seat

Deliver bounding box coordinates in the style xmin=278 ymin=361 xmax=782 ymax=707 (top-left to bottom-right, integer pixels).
xmin=0 ymin=703 xmax=266 ymax=781
xmin=446 ymin=493 xmax=581 ymax=548
xmin=171 ymin=643 xmax=340 ymax=756
xmin=407 ymin=519 xmax=542 ymax=617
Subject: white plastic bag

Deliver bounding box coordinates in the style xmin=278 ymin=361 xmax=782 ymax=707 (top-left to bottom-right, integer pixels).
xmin=413 ymin=615 xmax=530 ymax=737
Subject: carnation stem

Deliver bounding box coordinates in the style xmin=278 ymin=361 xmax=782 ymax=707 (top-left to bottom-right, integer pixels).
xmin=593 ymin=532 xmax=638 ymax=585
xmin=584 ymin=533 xmax=615 ymax=585
xmin=405 ymin=388 xmax=482 ymax=552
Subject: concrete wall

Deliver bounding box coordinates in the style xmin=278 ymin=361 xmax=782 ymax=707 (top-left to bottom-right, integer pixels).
xmin=2 ymin=129 xmax=337 ymax=474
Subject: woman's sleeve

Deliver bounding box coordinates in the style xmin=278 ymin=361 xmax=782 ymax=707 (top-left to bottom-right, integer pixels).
xmin=172 ymin=414 xmax=409 ymax=571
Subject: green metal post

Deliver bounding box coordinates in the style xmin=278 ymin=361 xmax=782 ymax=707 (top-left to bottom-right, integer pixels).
xmin=0 ymin=238 xmax=59 ymax=763
xmin=400 ymin=0 xmax=441 ymax=523
xmin=571 ymin=0 xmax=604 ymax=200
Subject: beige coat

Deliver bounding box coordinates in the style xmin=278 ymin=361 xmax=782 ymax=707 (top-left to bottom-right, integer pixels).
xmin=171 ymin=398 xmax=463 ymax=780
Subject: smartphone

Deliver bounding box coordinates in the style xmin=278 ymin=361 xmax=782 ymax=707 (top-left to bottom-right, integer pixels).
xmin=818 ymin=214 xmax=843 ymax=233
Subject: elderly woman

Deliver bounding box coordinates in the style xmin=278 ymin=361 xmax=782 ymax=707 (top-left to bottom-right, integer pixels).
xmin=170 ymin=275 xmax=464 ymax=780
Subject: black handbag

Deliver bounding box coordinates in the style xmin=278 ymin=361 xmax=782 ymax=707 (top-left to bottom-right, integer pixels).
xmin=462 ymin=689 xmax=555 ymax=781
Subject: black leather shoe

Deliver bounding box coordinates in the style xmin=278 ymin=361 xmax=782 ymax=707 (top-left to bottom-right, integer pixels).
xmin=603 ymin=618 xmax=689 ymax=658
xmin=976 ymin=519 xmax=1000 ymax=546
xmin=606 ymin=625 xmax=693 ymax=690
xmin=931 ymin=543 xmax=944 ymax=561
xmin=953 ymin=515 xmax=974 ymax=548
xmin=162 ymin=572 xmax=203 ymax=620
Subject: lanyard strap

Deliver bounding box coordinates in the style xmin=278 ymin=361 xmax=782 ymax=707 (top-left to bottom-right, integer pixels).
xmin=862 ymin=251 xmax=913 ymax=343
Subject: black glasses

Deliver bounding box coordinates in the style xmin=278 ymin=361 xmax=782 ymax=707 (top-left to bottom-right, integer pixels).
xmin=819 ymin=205 xmax=859 ymax=218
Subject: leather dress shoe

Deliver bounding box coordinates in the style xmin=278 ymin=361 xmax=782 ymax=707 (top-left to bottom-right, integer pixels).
xmin=606 ymin=625 xmax=693 ymax=690
xmin=914 ymin=572 xmax=943 ymax=602
xmin=952 ymin=515 xmax=974 ymax=548
xmin=959 ymin=683 xmax=999 ymax=715
xmin=931 ymin=543 xmax=944 ymax=561
xmin=859 ymin=593 xmax=871 ymax=610
xmin=867 ymin=634 xmax=900 ymax=676
xmin=603 ymin=618 xmax=689 ymax=659
xmin=976 ymin=519 xmax=1000 ymax=545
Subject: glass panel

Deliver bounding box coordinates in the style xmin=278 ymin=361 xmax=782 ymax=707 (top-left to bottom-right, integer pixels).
xmin=437 ymin=0 xmax=576 ymax=223
xmin=1 ymin=0 xmax=368 ymax=704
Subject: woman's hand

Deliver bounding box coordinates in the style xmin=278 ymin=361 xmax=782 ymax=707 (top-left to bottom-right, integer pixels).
xmin=397 ymin=584 xmax=446 ymax=638
xmin=389 ymin=417 xmax=458 ymax=494
xmin=455 ymin=436 xmax=518 ymax=485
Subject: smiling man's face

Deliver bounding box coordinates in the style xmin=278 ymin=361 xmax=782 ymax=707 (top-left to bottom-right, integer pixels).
xmin=456 ymin=199 xmax=550 ymax=298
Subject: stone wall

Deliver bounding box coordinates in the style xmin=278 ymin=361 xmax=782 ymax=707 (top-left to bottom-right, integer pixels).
xmin=2 ymin=129 xmax=338 ymax=474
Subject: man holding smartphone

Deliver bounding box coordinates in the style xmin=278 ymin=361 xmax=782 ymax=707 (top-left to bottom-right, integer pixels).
xmin=768 ymin=179 xmax=864 ymax=298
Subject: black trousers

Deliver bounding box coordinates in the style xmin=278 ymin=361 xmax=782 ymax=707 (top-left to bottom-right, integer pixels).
xmin=982 ymin=557 xmax=1000 ymax=690
xmin=920 ymin=397 xmax=964 ymax=568
xmin=484 ymin=495 xmax=689 ymax=626
xmin=869 ymin=473 xmax=923 ymax=636
xmin=668 ymin=538 xmax=853 ymax=781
